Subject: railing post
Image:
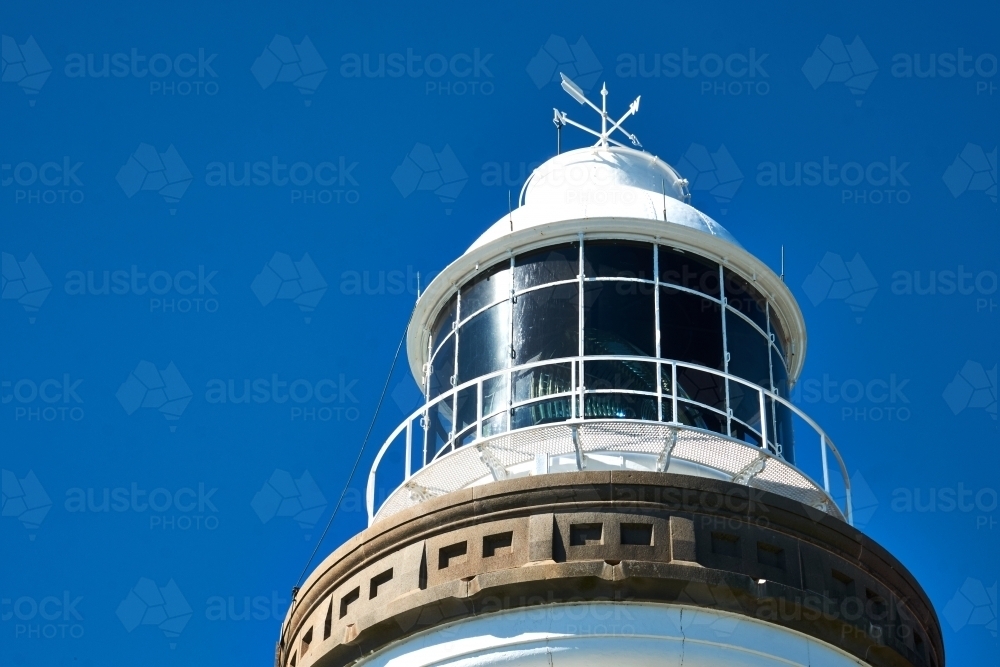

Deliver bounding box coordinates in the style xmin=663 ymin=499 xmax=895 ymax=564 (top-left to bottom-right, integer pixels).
xmin=846 ymin=487 xmax=854 ymax=526
xmin=366 ymin=471 xmax=375 ymax=526
xmin=422 ymin=409 xmax=428 ymax=467
xmin=820 ymin=433 xmax=830 ymax=494
xmin=506 ymin=368 xmax=512 ymax=432
xmin=450 ymin=390 xmax=457 ymax=447
xmin=405 ymin=420 xmax=412 ymax=481
xmin=476 ymin=379 xmax=483 ymax=440
xmin=671 ymin=362 xmax=678 ymax=424
xmin=758 ymin=388 xmax=768 ymax=451
xmin=656 ymin=361 xmax=663 ymax=422
xmin=571 ymin=355 xmax=577 ymax=418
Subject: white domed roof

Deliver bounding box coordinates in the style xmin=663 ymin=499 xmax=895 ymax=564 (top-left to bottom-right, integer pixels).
xmin=468 ymin=146 xmax=740 ymax=252
xmin=526 ymin=146 xmax=689 ymax=205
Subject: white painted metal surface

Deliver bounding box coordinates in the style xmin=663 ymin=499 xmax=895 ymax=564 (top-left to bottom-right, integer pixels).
xmin=468 ymin=146 xmax=735 ymax=253
xmin=355 ymin=603 xmax=867 ymax=667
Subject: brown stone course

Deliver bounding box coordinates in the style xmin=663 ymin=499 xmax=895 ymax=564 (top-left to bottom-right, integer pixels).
xmin=277 ymin=472 xmax=943 ymax=667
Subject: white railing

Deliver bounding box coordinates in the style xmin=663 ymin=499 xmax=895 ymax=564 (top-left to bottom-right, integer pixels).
xmin=367 ymin=355 xmax=853 ymax=526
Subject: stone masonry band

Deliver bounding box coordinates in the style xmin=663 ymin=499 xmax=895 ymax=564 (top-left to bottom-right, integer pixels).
xmin=277 ymin=472 xmax=942 ymax=667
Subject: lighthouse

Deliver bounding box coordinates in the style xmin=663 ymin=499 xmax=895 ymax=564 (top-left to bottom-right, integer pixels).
xmin=277 ymin=78 xmax=944 ymax=667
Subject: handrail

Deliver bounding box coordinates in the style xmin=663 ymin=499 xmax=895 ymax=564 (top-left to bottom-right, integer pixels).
xmin=367 ymin=355 xmax=852 ymax=525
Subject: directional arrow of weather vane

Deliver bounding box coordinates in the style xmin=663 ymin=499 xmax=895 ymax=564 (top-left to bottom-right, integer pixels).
xmin=553 ymin=73 xmax=642 ymax=149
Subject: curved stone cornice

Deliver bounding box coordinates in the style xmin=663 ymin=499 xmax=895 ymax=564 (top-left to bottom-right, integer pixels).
xmin=278 ymin=472 xmax=943 ymax=667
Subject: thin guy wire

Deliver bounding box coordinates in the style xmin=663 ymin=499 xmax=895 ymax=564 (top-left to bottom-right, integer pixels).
xmin=293 ymin=301 xmax=417 ymax=590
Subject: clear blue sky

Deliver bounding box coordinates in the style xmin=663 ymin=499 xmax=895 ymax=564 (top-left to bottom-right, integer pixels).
xmin=2 ymin=1 xmax=996 ymax=664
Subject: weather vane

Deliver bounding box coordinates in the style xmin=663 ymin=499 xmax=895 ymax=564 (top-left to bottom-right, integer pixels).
xmin=553 ymin=73 xmax=641 ymax=153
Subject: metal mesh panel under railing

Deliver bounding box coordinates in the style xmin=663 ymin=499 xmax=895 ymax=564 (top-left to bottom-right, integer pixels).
xmin=372 ymin=421 xmax=845 ymax=524
xmin=576 ymin=421 xmax=665 ymax=455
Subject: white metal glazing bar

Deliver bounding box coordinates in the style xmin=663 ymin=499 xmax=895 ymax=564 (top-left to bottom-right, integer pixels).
xmin=654 ymin=243 xmax=662 ymax=421
xmin=719 ymin=265 xmax=732 ymax=438
xmin=578 ymin=233 xmax=585 ymax=419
